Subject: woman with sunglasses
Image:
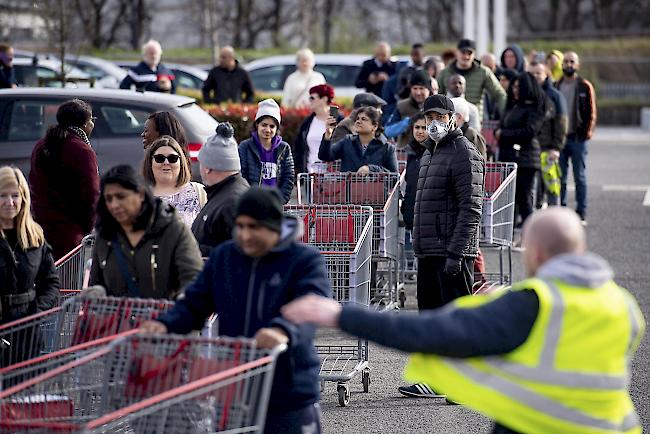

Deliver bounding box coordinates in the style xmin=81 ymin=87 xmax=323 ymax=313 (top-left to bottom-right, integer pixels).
xmin=29 ymin=99 xmax=100 ymax=260
xmin=319 ymin=106 xmax=398 ymax=173
xmin=142 ymin=136 xmax=206 ymax=227
xmin=89 ymin=165 xmax=202 ymax=300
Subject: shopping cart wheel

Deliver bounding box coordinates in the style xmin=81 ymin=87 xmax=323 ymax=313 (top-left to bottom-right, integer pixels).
xmin=362 ymin=369 xmax=371 ymax=393
xmin=337 ymin=383 xmax=351 ymax=407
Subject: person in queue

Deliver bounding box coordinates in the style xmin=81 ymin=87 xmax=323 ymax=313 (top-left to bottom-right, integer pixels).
xmin=0 ymin=166 xmax=59 ymax=367
xmin=141 ymin=187 xmax=331 ymax=434
xmin=89 ymin=165 xmax=202 ymax=299
xmin=319 ymin=106 xmax=398 ymax=174
xmin=142 ymin=136 xmax=206 ymax=227
xmin=29 ymin=99 xmax=100 ymax=260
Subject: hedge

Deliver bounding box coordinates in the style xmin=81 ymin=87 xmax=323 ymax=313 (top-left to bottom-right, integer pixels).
xmin=204 ymin=103 xmax=350 ymax=146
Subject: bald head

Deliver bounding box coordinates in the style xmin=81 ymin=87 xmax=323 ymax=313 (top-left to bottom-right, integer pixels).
xmin=481 ymin=53 xmax=497 ymax=72
xmin=375 ymin=42 xmax=391 ymax=63
xmin=522 ymin=208 xmax=587 ymax=276
xmin=219 ymin=46 xmax=236 ymax=70
xmin=562 ymin=51 xmax=580 ymax=76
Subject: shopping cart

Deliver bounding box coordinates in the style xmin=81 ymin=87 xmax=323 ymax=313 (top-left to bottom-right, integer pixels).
xmin=479 ymin=162 xmax=518 ymax=287
xmin=283 ymin=204 xmax=373 ymax=406
xmin=297 ymin=172 xmax=402 ymax=309
xmin=54 ymin=234 xmax=94 ymax=291
xmin=0 ymin=296 xmax=172 ymax=369
xmin=0 ymin=334 xmax=285 ymax=434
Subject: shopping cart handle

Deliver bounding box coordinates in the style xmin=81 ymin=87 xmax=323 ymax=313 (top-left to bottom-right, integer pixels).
xmin=269 ymin=343 xmax=288 ymax=357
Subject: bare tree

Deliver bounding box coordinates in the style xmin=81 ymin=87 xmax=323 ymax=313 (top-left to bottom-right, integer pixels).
xmin=74 ymin=0 xmax=129 ymax=49
xmin=129 ymin=0 xmax=151 ymax=50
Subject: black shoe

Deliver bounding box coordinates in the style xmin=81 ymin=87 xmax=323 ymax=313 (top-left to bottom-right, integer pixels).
xmin=398 ymin=383 xmax=445 ymax=398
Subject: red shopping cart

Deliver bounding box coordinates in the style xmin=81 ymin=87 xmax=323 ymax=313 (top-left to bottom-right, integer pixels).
xmin=284 ymin=204 xmax=373 ymax=406
xmin=297 ymin=172 xmax=402 ymax=309
xmin=54 ymin=235 xmax=94 ymax=292
xmin=0 ymin=296 xmax=172 ymax=369
xmin=0 ymin=334 xmax=285 ymax=434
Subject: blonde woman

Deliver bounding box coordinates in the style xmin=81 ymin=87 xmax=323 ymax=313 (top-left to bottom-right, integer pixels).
xmin=0 ymin=166 xmax=59 ymax=364
xmin=142 ymin=135 xmax=206 ymax=227
xmin=281 ymin=48 xmax=326 ymax=108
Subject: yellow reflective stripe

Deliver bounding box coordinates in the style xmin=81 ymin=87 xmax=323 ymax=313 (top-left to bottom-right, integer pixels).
xmin=539 ymin=280 xmax=564 ymax=366
xmin=489 ymin=281 xmax=628 ymax=390
xmin=484 ymin=359 xmax=627 ymax=389
xmin=453 ymin=361 xmax=640 ymax=432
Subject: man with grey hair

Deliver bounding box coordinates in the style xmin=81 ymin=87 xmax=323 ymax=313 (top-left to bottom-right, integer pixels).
xmin=203 ymin=46 xmax=254 ymax=104
xmin=282 ymin=206 xmax=645 ymax=434
xmin=120 ymin=39 xmax=176 ymax=93
xmin=355 ymin=41 xmax=396 ymax=96
xmin=192 ymin=122 xmax=249 ymax=255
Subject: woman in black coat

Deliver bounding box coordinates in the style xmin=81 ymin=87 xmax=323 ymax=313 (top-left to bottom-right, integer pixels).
xmin=495 ymin=71 xmax=546 ymax=225
xmin=0 ymin=166 xmax=59 ymax=366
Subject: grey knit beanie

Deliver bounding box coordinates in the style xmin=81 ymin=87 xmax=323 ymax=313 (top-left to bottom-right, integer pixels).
xmin=198 ymin=122 xmax=240 ymax=171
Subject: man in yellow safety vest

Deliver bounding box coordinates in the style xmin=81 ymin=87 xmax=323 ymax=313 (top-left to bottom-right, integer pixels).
xmin=282 ymin=207 xmax=645 ymax=434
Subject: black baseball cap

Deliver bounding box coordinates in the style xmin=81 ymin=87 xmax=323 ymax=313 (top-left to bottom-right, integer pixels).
xmin=423 ymin=95 xmax=455 ymax=115
xmin=457 ymin=39 xmax=477 ymax=52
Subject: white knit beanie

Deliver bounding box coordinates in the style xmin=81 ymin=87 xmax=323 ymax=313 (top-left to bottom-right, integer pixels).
xmin=255 ymin=98 xmax=281 ymax=126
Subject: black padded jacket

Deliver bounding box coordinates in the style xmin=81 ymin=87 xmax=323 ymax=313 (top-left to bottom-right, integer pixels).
xmin=412 ymin=129 xmax=484 ymax=258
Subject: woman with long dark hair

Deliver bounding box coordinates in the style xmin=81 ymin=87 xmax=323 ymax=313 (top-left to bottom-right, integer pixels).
xmin=89 ymin=165 xmax=202 ymax=300
xmin=495 ymin=71 xmax=546 ymax=225
xmin=29 ymin=99 xmax=100 ymax=260
xmin=319 ymin=106 xmax=398 ymax=173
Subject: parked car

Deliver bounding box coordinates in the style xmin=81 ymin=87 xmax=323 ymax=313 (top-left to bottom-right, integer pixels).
xmin=115 ymin=61 xmax=207 ymax=91
xmin=65 ymin=55 xmax=127 ymax=89
xmin=244 ymin=54 xmax=409 ymax=98
xmin=13 ymin=58 xmax=93 ymax=88
xmin=0 ymin=88 xmax=218 ymax=178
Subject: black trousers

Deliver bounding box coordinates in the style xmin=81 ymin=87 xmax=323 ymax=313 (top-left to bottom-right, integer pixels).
xmin=264 ymin=403 xmax=322 ymax=434
xmin=515 ymin=167 xmax=538 ymax=225
xmin=416 ymin=256 xmax=474 ymax=311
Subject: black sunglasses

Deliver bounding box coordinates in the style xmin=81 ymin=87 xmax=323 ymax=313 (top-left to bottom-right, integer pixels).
xmin=153 ymin=154 xmax=180 ymax=164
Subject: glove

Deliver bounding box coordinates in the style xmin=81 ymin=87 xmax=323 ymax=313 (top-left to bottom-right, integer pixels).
xmin=443 ymin=257 xmax=462 ymax=275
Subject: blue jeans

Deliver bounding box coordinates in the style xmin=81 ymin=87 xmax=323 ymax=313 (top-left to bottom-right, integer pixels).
xmin=559 ymin=136 xmax=588 ymax=216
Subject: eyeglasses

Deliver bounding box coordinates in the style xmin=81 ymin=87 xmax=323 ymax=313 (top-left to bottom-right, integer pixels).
xmin=308 ymin=95 xmax=318 ymax=101
xmin=153 ymin=154 xmax=180 ymax=164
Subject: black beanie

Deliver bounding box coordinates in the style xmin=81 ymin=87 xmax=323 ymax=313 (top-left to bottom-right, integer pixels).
xmin=409 ymin=70 xmax=432 ymax=91
xmin=236 ymin=187 xmax=284 ymax=233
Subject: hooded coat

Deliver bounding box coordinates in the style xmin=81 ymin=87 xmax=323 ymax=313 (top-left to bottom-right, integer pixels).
xmin=318 ymin=134 xmax=398 ymax=173
xmin=238 ymin=135 xmax=294 ymax=204
xmin=89 ymin=199 xmax=203 ymax=300
xmin=157 ymin=216 xmax=331 ymax=414
xmin=499 ymin=44 xmax=526 ymax=72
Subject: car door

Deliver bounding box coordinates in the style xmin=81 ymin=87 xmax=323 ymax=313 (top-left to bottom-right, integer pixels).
xmin=247 ymin=65 xmax=293 ymax=93
xmin=0 ymin=97 xmax=67 ymax=177
xmin=92 ymin=103 xmax=153 ymax=173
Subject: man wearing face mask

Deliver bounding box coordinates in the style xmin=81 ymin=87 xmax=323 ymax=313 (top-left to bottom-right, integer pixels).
xmin=554 ymin=51 xmax=596 ymax=225
xmin=396 ymin=95 xmax=484 ymax=398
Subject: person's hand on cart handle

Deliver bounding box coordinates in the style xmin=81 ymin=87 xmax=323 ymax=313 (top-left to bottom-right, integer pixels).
xmin=323 ymin=116 xmax=337 ymax=141
xmin=140 ymin=320 xmax=168 ymax=334
xmin=281 ymin=295 xmax=342 ymax=328
xmin=254 ymin=327 xmax=289 ymax=349
xmin=357 ymin=165 xmax=370 ymax=175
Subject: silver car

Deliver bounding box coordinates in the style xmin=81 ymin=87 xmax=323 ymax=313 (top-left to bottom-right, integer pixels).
xmin=0 ymin=88 xmax=218 ymax=178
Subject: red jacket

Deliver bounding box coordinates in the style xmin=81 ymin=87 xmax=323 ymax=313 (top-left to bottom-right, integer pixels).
xmin=555 ymin=75 xmax=597 ymax=140
xmin=29 ymin=132 xmax=100 ymax=260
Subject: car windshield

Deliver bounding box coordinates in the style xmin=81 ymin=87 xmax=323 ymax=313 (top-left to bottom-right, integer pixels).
xmin=175 ymin=103 xmax=218 ymax=136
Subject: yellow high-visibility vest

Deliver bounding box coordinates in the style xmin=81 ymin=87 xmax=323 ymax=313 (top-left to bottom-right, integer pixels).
xmin=404 ymin=277 xmax=645 ymax=434
xmin=540 ymin=151 xmax=561 ymax=196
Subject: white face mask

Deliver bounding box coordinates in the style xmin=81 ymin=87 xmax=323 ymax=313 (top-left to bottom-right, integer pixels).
xmin=427 ymin=119 xmax=450 ymax=142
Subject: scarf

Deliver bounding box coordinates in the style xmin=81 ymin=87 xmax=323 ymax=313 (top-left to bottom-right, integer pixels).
xmin=68 ymin=126 xmax=91 ymax=145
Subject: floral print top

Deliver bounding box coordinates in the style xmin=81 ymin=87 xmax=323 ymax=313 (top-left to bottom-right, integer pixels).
xmin=158 ymin=183 xmax=202 ymax=227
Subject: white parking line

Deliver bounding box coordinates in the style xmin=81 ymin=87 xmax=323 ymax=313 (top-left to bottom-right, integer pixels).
xmin=644 ymin=189 xmax=650 ymax=207
xmin=602 ymin=185 xmax=650 ymax=192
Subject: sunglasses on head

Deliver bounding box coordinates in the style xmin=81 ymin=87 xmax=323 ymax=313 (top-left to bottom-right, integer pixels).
xmin=153 ymin=154 xmax=180 ymax=164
